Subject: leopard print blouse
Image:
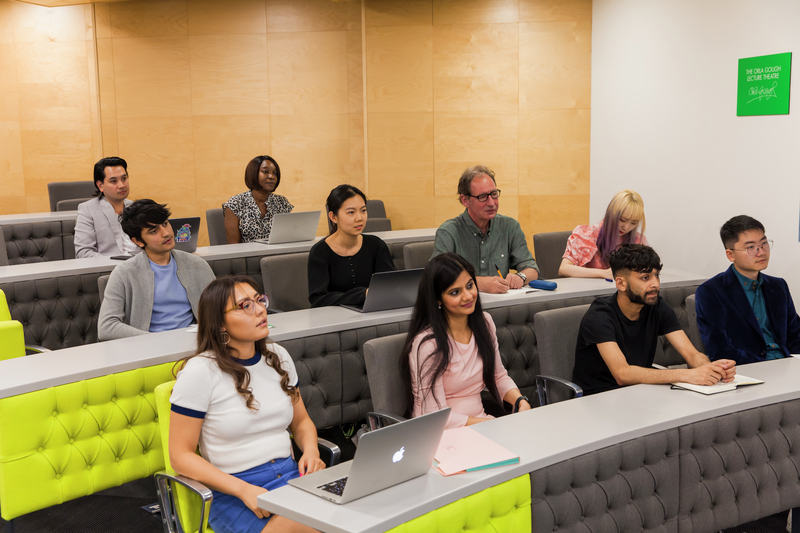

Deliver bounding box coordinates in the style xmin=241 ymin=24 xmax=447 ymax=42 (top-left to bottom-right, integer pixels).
xmin=222 ymin=191 xmax=294 ymax=242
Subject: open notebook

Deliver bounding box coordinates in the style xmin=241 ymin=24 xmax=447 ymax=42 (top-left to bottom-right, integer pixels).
xmin=671 ymin=374 xmax=764 ymax=395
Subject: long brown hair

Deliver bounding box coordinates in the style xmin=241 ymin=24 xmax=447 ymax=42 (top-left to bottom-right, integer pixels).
xmin=174 ymin=275 xmax=298 ymax=410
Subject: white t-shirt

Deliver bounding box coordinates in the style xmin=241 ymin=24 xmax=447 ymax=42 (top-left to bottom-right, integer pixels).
xmin=170 ymin=343 xmax=299 ymax=474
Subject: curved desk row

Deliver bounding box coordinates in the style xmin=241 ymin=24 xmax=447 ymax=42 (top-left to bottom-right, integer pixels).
xmin=259 ymin=358 xmax=800 ymax=533
xmin=0 ymin=271 xmax=705 ymax=525
xmin=0 ymin=228 xmax=435 ymax=349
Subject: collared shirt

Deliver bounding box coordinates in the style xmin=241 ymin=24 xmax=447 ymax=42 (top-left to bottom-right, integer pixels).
xmin=432 ymin=210 xmax=538 ymax=278
xmin=732 ymin=266 xmax=785 ymax=359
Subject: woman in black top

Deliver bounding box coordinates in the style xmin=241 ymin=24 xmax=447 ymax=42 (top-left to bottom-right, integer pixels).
xmin=307 ymin=185 xmax=395 ymax=308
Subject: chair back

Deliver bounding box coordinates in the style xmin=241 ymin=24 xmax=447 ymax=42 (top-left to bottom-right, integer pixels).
xmin=260 ymin=253 xmax=310 ymax=312
xmin=685 ymin=294 xmax=705 ymax=352
xmin=98 ymin=274 xmax=110 ymax=305
xmin=56 ymin=198 xmax=91 ymax=211
xmin=0 ymin=289 xmax=25 ymax=361
xmin=0 ymin=230 xmax=8 ymax=266
xmin=364 ymin=333 xmax=409 ymax=418
xmin=364 ymin=199 xmax=391 ymax=233
xmin=534 ymin=304 xmax=590 ymax=404
xmin=206 ymin=208 xmax=227 ymax=246
xmin=363 ymin=218 xmax=392 ymax=233
xmin=403 ymin=241 xmax=435 ymax=270
xmin=366 ymin=199 xmax=387 ymax=218
xmin=155 ymin=380 xmax=209 ymax=533
xmin=532 ymin=231 xmax=572 ymax=279
xmin=47 ymin=182 xmax=96 ymax=212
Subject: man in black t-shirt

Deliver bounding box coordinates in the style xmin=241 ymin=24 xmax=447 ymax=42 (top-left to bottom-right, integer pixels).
xmin=573 ymin=244 xmax=737 ymax=396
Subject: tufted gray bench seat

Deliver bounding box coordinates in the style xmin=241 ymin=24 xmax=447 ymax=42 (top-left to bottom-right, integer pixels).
xmin=2 ymin=221 xmax=76 ymax=264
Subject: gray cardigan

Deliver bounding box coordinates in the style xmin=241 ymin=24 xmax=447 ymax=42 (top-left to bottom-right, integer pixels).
xmin=98 ymin=250 xmax=216 ymax=341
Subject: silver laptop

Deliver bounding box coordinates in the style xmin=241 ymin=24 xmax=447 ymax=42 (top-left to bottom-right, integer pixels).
xmin=342 ymin=268 xmax=424 ymax=313
xmin=289 ymin=408 xmax=450 ymax=504
xmin=168 ymin=217 xmax=201 ymax=253
xmin=256 ymin=211 xmax=321 ymax=245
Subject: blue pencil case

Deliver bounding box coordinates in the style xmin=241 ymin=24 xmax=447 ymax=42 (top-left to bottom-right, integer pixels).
xmin=529 ymin=280 xmax=557 ymax=291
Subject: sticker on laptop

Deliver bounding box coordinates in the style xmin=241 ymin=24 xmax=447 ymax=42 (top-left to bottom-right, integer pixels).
xmin=176 ymin=224 xmax=192 ymax=243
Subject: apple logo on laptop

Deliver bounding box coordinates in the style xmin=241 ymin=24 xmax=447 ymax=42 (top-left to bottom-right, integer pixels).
xmin=392 ymin=446 xmax=405 ymax=463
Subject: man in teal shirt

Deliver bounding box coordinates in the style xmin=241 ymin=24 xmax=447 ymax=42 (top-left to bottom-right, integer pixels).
xmin=432 ymin=165 xmax=539 ymax=294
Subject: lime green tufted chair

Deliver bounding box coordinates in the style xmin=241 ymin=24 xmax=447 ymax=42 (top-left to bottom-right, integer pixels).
xmin=0 ymin=362 xmax=175 ymax=523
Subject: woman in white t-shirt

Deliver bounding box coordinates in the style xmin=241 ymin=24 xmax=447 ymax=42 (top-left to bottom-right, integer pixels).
xmin=170 ymin=275 xmax=323 ymax=533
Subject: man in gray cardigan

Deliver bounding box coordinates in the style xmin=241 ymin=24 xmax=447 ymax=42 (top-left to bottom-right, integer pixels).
xmin=98 ymin=200 xmax=215 ymax=341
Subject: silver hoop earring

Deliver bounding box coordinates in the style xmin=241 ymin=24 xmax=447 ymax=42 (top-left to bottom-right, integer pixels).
xmin=221 ymin=331 xmax=230 ymax=345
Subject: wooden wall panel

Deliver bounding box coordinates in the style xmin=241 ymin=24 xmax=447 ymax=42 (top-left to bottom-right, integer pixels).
xmin=519 ymin=109 xmax=590 ymax=195
xmin=519 ymin=21 xmax=591 ymax=110
xmin=268 ymin=31 xmax=349 ymax=116
xmin=519 ymin=0 xmax=592 ymax=22
xmin=433 ymin=23 xmax=518 ymax=113
xmin=116 ymin=117 xmax=195 ymax=201
xmin=9 ymin=2 xmax=87 ymax=42
xmin=108 ymin=0 xmax=188 ymax=38
xmin=266 ymin=0 xmax=347 ymax=33
xmin=365 ymin=0 xmax=432 ymax=27
xmin=192 ymin=115 xmax=271 ymax=201
xmin=0 ymin=43 xmax=20 ymax=121
xmin=432 ymin=0 xmax=518 ymax=25
xmin=366 ymin=0 xmax=591 ymax=238
xmin=519 ymin=193 xmax=589 ymax=235
xmin=187 ymin=0 xmax=266 ymax=35
xmin=433 ymin=112 xmax=519 ymax=197
xmin=15 ymin=41 xmax=91 ymax=122
xmin=189 ymin=34 xmax=269 ymax=116
xmin=367 ymin=112 xmax=434 ymax=197
xmin=366 ymin=26 xmax=433 ymax=113
xmin=0 ymin=0 xmax=98 ymax=215
xmin=112 ymin=36 xmax=192 ymax=118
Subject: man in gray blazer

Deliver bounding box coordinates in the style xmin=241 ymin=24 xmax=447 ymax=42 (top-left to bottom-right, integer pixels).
xmin=98 ymin=200 xmax=216 ymax=341
xmin=74 ymin=157 xmax=141 ymax=258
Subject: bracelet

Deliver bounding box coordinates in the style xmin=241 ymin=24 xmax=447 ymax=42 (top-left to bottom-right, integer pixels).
xmin=513 ymin=395 xmax=529 ymax=413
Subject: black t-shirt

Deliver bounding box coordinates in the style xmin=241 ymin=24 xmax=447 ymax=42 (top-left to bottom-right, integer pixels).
xmin=572 ymin=293 xmax=681 ymax=396
xmin=307 ymin=234 xmax=396 ymax=308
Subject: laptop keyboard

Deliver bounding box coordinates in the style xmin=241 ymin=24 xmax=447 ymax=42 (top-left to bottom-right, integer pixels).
xmin=318 ymin=477 xmax=348 ymax=496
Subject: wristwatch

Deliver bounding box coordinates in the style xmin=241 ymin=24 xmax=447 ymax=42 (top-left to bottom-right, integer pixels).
xmin=514 ymin=272 xmax=527 ymax=282
xmin=513 ymin=395 xmax=529 ymax=413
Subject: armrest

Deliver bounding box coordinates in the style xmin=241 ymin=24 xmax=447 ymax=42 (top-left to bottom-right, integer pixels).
xmin=26 ymin=345 xmax=51 ymax=355
xmin=367 ymin=411 xmax=406 ymax=431
xmin=535 ymin=375 xmax=583 ymax=407
xmin=154 ymin=471 xmax=212 ymax=533
xmin=317 ymin=437 xmax=342 ymax=466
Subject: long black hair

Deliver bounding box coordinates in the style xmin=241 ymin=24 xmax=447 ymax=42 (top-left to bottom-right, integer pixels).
xmin=325 ymin=184 xmax=367 ymax=235
xmin=400 ymin=252 xmax=501 ymax=417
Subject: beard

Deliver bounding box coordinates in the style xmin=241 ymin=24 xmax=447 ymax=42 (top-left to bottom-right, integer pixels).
xmin=626 ymin=286 xmax=659 ymax=305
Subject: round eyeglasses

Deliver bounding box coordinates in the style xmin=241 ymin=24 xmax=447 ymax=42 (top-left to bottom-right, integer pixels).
xmin=730 ymin=240 xmax=773 ymax=256
xmin=225 ymin=294 xmax=269 ymax=314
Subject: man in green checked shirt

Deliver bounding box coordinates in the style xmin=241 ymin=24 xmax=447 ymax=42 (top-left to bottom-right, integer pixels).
xmin=432 ymin=165 xmax=539 ymax=294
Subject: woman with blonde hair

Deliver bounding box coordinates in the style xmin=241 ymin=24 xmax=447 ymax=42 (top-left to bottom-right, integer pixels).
xmin=559 ymin=190 xmax=647 ymax=279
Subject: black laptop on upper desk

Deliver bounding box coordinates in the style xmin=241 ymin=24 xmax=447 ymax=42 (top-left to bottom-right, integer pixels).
xmin=341 ymin=269 xmax=424 ymax=313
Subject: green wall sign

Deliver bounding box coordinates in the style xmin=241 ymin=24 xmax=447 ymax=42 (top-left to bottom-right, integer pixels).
xmin=737 ymin=52 xmax=792 ymax=116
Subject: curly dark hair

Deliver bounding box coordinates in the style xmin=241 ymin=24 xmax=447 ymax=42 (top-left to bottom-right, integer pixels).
xmin=608 ymin=244 xmax=663 ymax=276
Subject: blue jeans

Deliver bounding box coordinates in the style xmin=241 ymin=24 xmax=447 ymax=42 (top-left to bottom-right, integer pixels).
xmin=208 ymin=456 xmax=299 ymax=533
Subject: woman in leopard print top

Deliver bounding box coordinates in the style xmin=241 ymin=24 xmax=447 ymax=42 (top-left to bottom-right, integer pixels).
xmin=223 ymin=156 xmax=293 ymax=243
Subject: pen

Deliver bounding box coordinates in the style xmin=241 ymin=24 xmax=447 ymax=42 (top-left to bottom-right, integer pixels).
xmin=604 ymin=279 xmax=613 ymax=282
xmin=495 ymin=264 xmax=503 ymax=277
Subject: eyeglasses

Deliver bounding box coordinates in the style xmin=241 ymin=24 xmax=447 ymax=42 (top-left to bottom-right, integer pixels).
xmin=730 ymin=240 xmax=773 ymax=256
xmin=225 ymin=294 xmax=269 ymax=314
xmin=465 ymin=189 xmax=501 ymax=203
